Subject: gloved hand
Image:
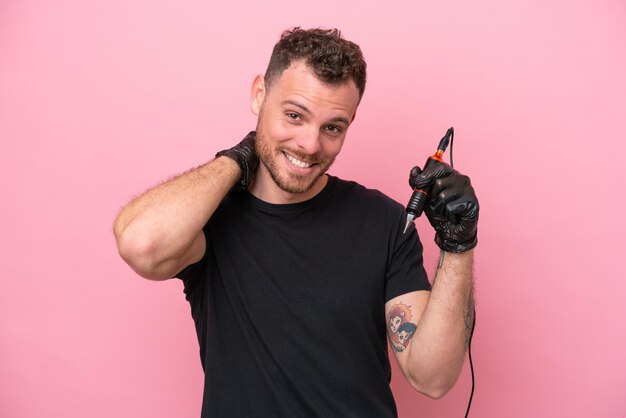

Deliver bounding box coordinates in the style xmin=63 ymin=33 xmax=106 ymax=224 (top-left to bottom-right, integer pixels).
xmin=408 ymin=162 xmax=479 ymax=253
xmin=215 ymin=131 xmax=258 ymax=191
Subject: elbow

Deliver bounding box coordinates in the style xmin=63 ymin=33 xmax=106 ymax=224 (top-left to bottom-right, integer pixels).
xmin=417 ymin=383 xmax=453 ymax=400
xmin=407 ymin=377 xmax=454 ymax=400
xmin=403 ymin=346 xmax=466 ymax=399
xmin=406 ymin=367 xmax=460 ymax=400
xmin=115 ymin=229 xmax=169 ymax=280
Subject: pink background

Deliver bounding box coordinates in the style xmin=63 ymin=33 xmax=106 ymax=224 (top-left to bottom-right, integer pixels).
xmin=2 ymin=0 xmax=625 ymax=417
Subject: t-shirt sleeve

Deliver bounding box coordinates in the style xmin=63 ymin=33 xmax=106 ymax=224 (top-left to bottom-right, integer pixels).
xmin=384 ymin=209 xmax=431 ymax=302
xmin=175 ymin=225 xmax=210 ymax=302
xmin=174 ymin=225 xmax=210 ymax=360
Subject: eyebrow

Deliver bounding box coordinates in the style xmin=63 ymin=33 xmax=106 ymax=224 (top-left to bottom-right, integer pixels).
xmin=281 ymin=100 xmax=350 ymax=126
xmin=282 ymin=100 xmax=311 ymax=114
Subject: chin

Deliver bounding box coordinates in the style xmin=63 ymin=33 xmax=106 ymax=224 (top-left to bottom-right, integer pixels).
xmin=273 ymin=172 xmax=323 ymax=194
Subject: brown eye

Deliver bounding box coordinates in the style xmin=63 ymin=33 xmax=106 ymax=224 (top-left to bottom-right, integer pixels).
xmin=325 ymin=125 xmax=342 ymax=134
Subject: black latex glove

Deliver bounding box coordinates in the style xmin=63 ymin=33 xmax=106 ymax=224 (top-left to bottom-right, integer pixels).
xmin=409 ymin=162 xmax=479 ymax=253
xmin=215 ymin=131 xmax=258 ymax=191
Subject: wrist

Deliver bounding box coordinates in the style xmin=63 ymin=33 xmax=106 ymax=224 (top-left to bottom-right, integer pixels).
xmin=215 ymin=154 xmax=241 ymax=170
xmin=213 ymin=155 xmax=243 ymax=184
xmin=435 ymin=238 xmax=477 ymax=254
xmin=441 ymin=248 xmax=474 ymax=260
xmin=436 ymin=249 xmax=474 ymax=281
xmin=215 ymin=132 xmax=258 ymax=191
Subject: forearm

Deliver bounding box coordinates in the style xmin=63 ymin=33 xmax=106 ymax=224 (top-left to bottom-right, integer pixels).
xmin=114 ymin=156 xmax=240 ymax=278
xmin=407 ymin=250 xmax=474 ymax=397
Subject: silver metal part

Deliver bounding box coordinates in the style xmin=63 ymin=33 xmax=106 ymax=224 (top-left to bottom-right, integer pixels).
xmin=403 ymin=213 xmax=415 ymax=234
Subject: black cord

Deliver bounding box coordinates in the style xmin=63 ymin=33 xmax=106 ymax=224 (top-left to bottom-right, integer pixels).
xmin=449 ymin=129 xmax=454 ymax=168
xmin=448 ymin=129 xmax=475 ymax=418
xmin=464 ymin=308 xmax=476 ymax=418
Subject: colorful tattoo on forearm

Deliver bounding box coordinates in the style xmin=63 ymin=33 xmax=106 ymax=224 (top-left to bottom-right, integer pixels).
xmin=387 ymin=303 xmax=417 ymax=353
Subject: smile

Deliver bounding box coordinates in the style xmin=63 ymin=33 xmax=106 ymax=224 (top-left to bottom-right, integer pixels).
xmin=284 ymin=152 xmax=314 ymax=169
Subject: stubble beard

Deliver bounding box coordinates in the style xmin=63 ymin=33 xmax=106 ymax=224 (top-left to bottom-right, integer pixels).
xmin=255 ymin=121 xmax=335 ymax=195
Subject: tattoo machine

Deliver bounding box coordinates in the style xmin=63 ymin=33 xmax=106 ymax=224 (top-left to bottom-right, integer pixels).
xmin=403 ymin=127 xmax=454 ymax=233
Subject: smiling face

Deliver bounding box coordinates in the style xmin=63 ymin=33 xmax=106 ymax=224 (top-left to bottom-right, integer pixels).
xmin=250 ymin=60 xmax=360 ymax=204
xmin=396 ymin=322 xmax=417 ymax=347
xmin=389 ymin=316 xmax=402 ymax=333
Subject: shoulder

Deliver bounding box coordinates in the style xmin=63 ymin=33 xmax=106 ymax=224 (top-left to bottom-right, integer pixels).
xmin=329 ymin=175 xmax=403 ymax=212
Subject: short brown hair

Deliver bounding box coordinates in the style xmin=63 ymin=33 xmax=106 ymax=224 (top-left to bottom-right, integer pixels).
xmin=264 ymin=27 xmax=367 ymax=99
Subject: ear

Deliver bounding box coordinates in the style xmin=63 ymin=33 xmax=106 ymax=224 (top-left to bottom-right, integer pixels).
xmin=250 ymin=75 xmax=266 ymax=116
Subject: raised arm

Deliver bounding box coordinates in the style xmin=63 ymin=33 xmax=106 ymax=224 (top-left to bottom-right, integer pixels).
xmin=113 ymin=132 xmax=257 ymax=280
xmin=386 ymin=161 xmax=479 ymax=398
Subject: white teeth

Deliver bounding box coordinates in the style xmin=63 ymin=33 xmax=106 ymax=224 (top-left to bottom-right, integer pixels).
xmin=285 ymin=153 xmax=312 ymax=168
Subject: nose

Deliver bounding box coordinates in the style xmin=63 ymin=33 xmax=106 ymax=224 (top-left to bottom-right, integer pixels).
xmin=295 ymin=126 xmax=322 ymax=155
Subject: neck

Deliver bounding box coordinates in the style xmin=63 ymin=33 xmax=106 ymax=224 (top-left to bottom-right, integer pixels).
xmin=250 ymin=168 xmax=328 ymax=204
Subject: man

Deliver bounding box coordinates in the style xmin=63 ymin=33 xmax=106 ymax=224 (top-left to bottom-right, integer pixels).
xmin=114 ymin=27 xmax=478 ymax=417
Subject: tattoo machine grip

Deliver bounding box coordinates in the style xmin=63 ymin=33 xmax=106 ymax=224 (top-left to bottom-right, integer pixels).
xmin=403 ymin=127 xmax=453 ymax=233
xmin=405 ymin=154 xmax=444 ymax=218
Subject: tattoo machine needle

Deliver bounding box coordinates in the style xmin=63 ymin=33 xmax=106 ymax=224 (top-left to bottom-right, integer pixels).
xmin=403 ymin=127 xmax=454 ymax=233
